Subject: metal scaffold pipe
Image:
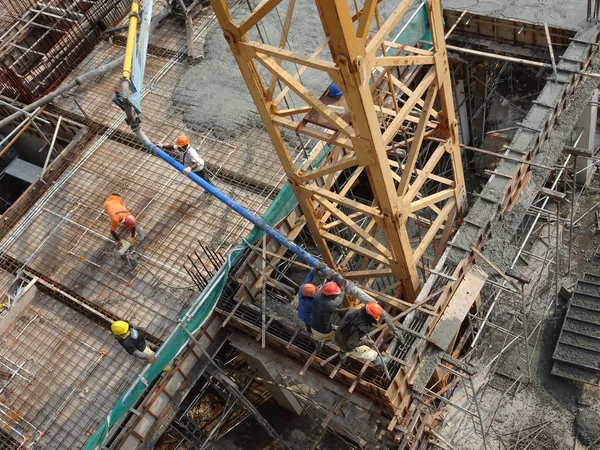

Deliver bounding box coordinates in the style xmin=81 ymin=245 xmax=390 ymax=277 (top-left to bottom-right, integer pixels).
xmin=134 ymin=128 xmax=409 ymax=343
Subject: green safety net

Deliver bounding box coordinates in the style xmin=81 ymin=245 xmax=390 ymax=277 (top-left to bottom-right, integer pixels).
xmin=84 ymin=3 xmax=430 ymax=448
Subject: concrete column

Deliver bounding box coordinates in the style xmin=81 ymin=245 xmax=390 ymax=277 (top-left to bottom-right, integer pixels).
xmin=575 ymin=89 xmax=597 ymax=185
xmin=237 ymin=347 xmax=304 ymax=415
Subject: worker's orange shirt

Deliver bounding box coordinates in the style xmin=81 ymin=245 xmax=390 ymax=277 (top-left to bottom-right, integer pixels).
xmin=103 ymin=195 xmax=130 ymax=232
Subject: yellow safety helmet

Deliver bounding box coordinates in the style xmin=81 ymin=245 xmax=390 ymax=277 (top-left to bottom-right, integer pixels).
xmin=111 ymin=320 xmax=129 ymax=336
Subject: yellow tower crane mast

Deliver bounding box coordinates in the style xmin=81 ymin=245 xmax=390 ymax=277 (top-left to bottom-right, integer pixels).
xmin=210 ymin=0 xmax=466 ymax=303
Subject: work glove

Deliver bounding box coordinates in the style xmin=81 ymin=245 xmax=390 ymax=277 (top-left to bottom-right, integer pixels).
xmin=148 ymin=355 xmax=157 ymax=364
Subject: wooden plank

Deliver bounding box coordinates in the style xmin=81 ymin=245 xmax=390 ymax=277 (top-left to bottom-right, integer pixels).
xmin=429 ymin=265 xmax=488 ymax=351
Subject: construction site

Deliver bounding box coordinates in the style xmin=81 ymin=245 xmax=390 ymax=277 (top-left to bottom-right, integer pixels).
xmin=1 ymin=0 xmax=600 ymax=448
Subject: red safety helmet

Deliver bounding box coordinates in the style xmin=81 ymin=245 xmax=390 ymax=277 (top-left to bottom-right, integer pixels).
xmin=175 ymin=135 xmax=189 ymax=147
xmin=124 ymin=215 xmax=137 ymax=229
xmin=301 ymin=283 xmax=317 ymax=297
xmin=365 ymin=303 xmax=383 ymax=321
xmin=322 ymin=281 xmax=341 ymax=296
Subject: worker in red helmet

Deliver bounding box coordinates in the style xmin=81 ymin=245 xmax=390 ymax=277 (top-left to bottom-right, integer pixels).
xmin=310 ymin=280 xmax=345 ymax=342
xmin=160 ymin=135 xmax=213 ymax=186
xmin=103 ymin=194 xmax=144 ymax=243
xmin=297 ymin=268 xmax=317 ymax=332
xmin=335 ymin=303 xmax=385 ymax=366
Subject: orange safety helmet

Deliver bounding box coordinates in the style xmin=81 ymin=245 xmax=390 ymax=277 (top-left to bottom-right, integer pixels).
xmin=365 ymin=303 xmax=383 ymax=321
xmin=124 ymin=215 xmax=137 ymax=229
xmin=301 ymin=283 xmax=317 ymax=297
xmin=322 ymin=281 xmax=341 ymax=296
xmin=175 ymin=135 xmax=189 ymax=147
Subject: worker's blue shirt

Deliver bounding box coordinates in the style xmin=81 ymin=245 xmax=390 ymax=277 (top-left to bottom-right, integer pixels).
xmin=297 ymin=268 xmax=316 ymax=324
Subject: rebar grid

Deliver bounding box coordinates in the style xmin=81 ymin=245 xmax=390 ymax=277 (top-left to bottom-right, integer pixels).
xmin=0 ymin=289 xmax=140 ymax=449
xmin=0 ymin=0 xmax=131 ymax=102
xmin=0 ymin=0 xmax=314 ymax=447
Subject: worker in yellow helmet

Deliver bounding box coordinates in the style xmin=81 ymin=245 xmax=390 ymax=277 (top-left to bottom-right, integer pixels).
xmin=159 ymin=135 xmax=213 ymax=186
xmin=111 ymin=320 xmax=156 ymax=364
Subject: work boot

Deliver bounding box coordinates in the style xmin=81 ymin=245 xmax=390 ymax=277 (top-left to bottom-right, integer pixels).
xmin=339 ymin=351 xmax=347 ymax=363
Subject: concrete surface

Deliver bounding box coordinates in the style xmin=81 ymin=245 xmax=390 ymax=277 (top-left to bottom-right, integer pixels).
xmin=446 ymin=0 xmax=587 ymax=29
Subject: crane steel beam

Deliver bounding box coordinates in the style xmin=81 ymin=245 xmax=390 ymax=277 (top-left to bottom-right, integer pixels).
xmin=209 ymin=0 xmax=465 ymax=304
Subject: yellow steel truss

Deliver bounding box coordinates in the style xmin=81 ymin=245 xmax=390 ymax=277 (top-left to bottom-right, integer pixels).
xmin=210 ymin=0 xmax=466 ymax=303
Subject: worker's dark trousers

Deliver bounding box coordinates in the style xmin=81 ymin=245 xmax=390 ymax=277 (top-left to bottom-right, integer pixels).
xmin=193 ymin=169 xmax=213 ymax=186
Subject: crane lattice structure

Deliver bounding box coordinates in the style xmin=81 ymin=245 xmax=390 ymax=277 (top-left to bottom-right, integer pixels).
xmin=211 ymin=0 xmax=466 ymax=303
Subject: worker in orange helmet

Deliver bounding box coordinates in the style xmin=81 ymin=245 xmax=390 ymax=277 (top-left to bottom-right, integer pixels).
xmin=159 ymin=135 xmax=213 ymax=186
xmin=103 ymin=194 xmax=144 ymax=243
xmin=297 ymin=268 xmax=317 ymax=332
xmin=334 ymin=303 xmax=385 ymax=366
xmin=310 ymin=280 xmax=345 ymax=342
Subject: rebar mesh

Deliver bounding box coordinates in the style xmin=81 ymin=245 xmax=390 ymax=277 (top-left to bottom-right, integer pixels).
xmin=0 ymin=289 xmax=140 ymax=449
xmin=0 ymin=0 xmax=307 ymax=446
xmin=0 ymin=0 xmax=131 ymax=102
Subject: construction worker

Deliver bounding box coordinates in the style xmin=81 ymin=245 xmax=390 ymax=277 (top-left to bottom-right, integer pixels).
xmin=297 ymin=267 xmax=317 ymax=332
xmin=103 ymin=194 xmax=144 ymax=243
xmin=160 ymin=135 xmax=213 ymax=186
xmin=310 ymin=281 xmax=345 ymax=342
xmin=111 ymin=320 xmax=156 ymax=363
xmin=335 ymin=303 xmax=385 ymax=366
